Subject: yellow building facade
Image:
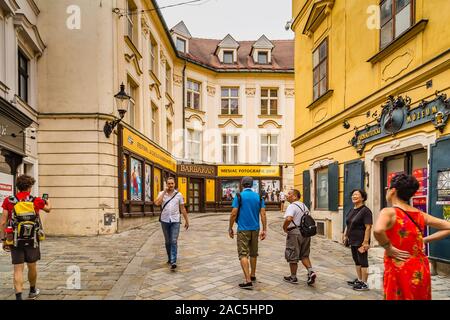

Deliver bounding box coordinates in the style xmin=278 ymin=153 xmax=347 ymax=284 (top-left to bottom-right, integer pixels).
xmin=291 ymin=0 xmax=450 ymax=267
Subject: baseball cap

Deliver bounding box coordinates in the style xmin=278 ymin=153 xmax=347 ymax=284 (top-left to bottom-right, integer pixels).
xmin=241 ymin=176 xmax=253 ymax=188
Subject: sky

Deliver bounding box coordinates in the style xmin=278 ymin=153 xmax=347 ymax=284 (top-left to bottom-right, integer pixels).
xmin=156 ymin=0 xmax=294 ymax=41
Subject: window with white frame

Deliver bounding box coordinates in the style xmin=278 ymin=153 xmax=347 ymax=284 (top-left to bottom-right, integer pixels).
xmin=126 ymin=0 xmax=137 ymax=42
xmin=221 ymin=87 xmax=239 ymax=115
xmin=188 ymin=129 xmax=202 ymax=160
xmin=223 ymin=50 xmax=234 ymax=64
xmin=222 ymin=134 xmax=238 ymax=164
xmin=165 ymin=64 xmax=172 ymax=96
xmin=127 ymin=81 xmax=136 ymax=127
xmin=176 ymin=37 xmax=186 ymax=53
xmin=149 ymin=34 xmax=157 ymax=74
xmin=18 ymin=50 xmax=29 ymax=103
xmin=261 ymin=89 xmax=278 ymax=115
xmin=261 ymin=135 xmax=278 ymax=163
xmin=380 ymin=0 xmax=414 ymax=49
xmin=151 ymin=103 xmax=159 ymax=142
xmin=0 ymin=14 xmax=4 ymax=82
xmin=257 ymin=51 xmax=269 ymax=64
xmin=313 ymin=39 xmax=328 ymax=101
xmin=187 ymin=80 xmax=201 ymax=110
xmin=315 ymin=167 xmax=329 ymax=210
xmin=167 ymin=119 xmax=172 ymax=152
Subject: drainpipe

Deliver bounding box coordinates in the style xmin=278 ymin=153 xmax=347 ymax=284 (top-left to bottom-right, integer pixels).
xmin=182 ymin=60 xmax=187 ymax=159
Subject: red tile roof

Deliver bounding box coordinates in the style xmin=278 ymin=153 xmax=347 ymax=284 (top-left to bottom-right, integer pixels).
xmin=179 ymin=38 xmax=294 ymax=72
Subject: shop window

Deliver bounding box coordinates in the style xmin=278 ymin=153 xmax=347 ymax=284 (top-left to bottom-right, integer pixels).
xmin=122 ymin=154 xmax=128 ymax=201
xmin=130 ymin=157 xmax=142 ymax=201
xmin=380 ymin=0 xmax=414 ymax=49
xmin=221 ymin=180 xmax=240 ymax=201
xmin=153 ymin=167 xmax=161 ymax=200
xmin=261 ymin=180 xmax=281 ymax=202
xmin=144 ymin=164 xmax=151 ymax=202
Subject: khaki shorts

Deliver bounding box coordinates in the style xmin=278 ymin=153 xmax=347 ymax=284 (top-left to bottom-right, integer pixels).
xmin=285 ymin=231 xmax=311 ymax=262
xmin=237 ymin=230 xmax=259 ymax=259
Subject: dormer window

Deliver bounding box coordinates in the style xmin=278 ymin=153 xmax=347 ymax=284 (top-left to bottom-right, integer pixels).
xmin=176 ymin=37 xmax=186 ymax=53
xmin=257 ymin=51 xmax=269 ymax=64
xmin=251 ymin=35 xmax=274 ymax=65
xmin=223 ymin=51 xmax=234 ymax=64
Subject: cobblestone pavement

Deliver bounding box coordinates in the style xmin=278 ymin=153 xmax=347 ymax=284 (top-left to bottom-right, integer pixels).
xmin=1 ymin=212 xmax=449 ymax=300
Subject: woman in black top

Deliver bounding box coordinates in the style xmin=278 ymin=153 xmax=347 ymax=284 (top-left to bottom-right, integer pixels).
xmin=343 ymin=189 xmax=373 ymax=291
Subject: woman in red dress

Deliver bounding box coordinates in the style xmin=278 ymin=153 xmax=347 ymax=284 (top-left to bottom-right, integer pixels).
xmin=374 ymin=174 xmax=450 ymax=300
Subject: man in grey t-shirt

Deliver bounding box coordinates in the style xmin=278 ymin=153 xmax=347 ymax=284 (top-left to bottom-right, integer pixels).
xmin=282 ymin=189 xmax=317 ymax=286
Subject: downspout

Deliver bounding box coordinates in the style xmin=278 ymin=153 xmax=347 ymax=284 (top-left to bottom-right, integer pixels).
xmin=182 ymin=60 xmax=187 ymax=159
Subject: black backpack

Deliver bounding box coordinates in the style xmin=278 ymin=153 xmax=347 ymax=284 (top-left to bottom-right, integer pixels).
xmin=293 ymin=203 xmax=317 ymax=237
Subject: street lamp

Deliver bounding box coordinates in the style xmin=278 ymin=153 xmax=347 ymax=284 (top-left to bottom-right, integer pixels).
xmin=104 ymin=83 xmax=131 ymax=138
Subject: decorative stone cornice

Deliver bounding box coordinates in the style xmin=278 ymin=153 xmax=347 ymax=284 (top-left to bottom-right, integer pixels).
xmin=160 ymin=50 xmax=167 ymax=64
xmin=141 ymin=17 xmax=150 ymax=38
xmin=258 ymin=120 xmax=282 ymax=129
xmin=219 ymin=119 xmax=242 ymax=128
xmin=303 ymin=0 xmax=335 ymax=37
xmin=285 ymin=88 xmax=295 ymax=98
xmin=207 ymin=85 xmax=216 ymax=96
xmin=13 ymin=13 xmax=46 ymax=56
xmin=245 ymin=88 xmax=256 ymax=97
xmin=174 ymin=74 xmax=183 ymax=86
xmin=125 ymin=53 xmax=144 ymax=75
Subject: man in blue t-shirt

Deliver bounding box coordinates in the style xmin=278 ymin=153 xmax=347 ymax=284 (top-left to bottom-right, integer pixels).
xmin=228 ymin=177 xmax=267 ymax=290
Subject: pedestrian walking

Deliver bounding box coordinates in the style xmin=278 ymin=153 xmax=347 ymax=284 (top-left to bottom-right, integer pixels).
xmin=154 ymin=177 xmax=189 ymax=270
xmin=228 ymin=177 xmax=267 ymax=290
xmin=282 ymin=189 xmax=317 ymax=286
xmin=0 ymin=175 xmax=52 ymax=300
xmin=279 ymin=190 xmax=286 ymax=213
xmin=342 ymin=189 xmax=373 ymax=291
xmin=374 ymin=173 xmax=450 ymax=300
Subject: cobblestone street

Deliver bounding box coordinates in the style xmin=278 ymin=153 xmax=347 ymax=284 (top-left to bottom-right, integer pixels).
xmin=1 ymin=212 xmax=449 ymax=300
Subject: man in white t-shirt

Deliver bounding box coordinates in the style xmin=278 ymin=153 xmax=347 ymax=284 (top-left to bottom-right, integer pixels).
xmin=154 ymin=177 xmax=189 ymax=270
xmin=282 ymin=189 xmax=316 ymax=286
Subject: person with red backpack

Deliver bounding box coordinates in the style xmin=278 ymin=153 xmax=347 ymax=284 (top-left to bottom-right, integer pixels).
xmin=0 ymin=175 xmax=52 ymax=300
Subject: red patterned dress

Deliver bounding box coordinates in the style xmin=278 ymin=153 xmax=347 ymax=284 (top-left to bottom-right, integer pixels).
xmin=384 ymin=208 xmax=431 ymax=300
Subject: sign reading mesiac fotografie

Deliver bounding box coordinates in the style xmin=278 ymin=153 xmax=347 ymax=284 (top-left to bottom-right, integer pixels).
xmin=350 ymin=94 xmax=450 ymax=154
xmin=218 ymin=166 xmax=280 ymax=177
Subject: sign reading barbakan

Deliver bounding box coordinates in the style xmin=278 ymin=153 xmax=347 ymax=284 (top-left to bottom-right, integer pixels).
xmin=122 ymin=128 xmax=177 ymax=172
xmin=178 ymin=164 xmax=216 ymax=177
xmin=218 ymin=166 xmax=280 ymax=177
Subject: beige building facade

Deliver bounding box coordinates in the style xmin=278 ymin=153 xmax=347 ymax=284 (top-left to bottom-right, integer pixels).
xmin=31 ymin=0 xmax=294 ymax=236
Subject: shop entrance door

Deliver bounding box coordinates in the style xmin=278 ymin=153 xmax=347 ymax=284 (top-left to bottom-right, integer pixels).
xmin=188 ymin=179 xmax=203 ymax=213
xmin=381 ymin=149 xmax=428 ymax=209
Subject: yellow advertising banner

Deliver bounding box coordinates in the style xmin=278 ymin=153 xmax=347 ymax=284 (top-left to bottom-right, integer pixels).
xmin=122 ymin=128 xmax=177 ymax=172
xmin=217 ymin=166 xmax=280 ymax=177
xmin=206 ymin=179 xmax=215 ymax=202
xmin=178 ymin=177 xmax=187 ymax=199
xmin=153 ymin=168 xmax=161 ymax=200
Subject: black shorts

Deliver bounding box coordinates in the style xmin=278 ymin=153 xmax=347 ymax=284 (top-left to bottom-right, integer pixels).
xmin=11 ymin=245 xmax=41 ymax=265
xmin=350 ymin=246 xmax=368 ymax=268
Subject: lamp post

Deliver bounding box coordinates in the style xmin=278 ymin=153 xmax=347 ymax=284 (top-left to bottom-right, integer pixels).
xmin=104 ymin=83 xmax=131 ymax=138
